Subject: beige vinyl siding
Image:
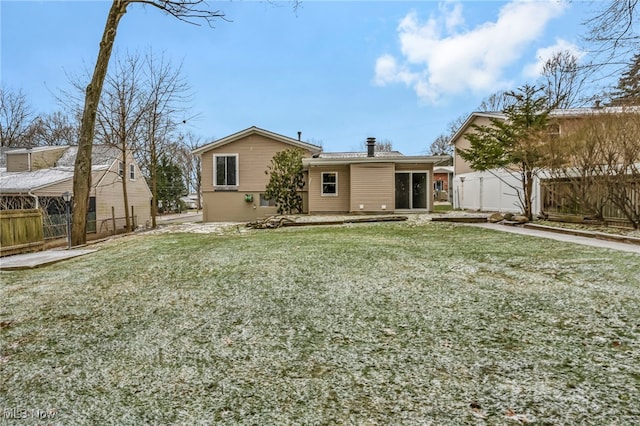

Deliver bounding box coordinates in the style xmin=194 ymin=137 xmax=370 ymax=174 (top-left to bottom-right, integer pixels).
xmin=36 ymin=154 xmax=152 ymax=231
xmin=202 ymin=191 xmax=269 ymax=222
xmin=307 ymin=165 xmax=350 ymax=213
xmin=199 ymin=134 xmax=315 ymax=222
xmin=453 ymin=115 xmax=494 ymax=175
xmin=201 ymin=134 xmax=313 ymax=192
xmin=35 ymin=180 xmax=75 ymax=196
xmin=6 ymin=153 xmax=29 ymax=172
xmin=93 ymin=154 xmax=151 ymax=230
xmin=6 ymin=147 xmax=68 ymax=172
xmin=32 ymin=147 xmax=67 ymax=170
xmin=349 ymin=163 xmax=394 ymax=213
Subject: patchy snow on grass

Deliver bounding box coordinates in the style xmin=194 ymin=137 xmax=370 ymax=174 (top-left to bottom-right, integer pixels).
xmin=1 ymin=222 xmax=639 ymax=424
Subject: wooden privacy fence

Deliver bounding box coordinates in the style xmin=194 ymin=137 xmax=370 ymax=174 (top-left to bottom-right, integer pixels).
xmin=0 ymin=209 xmax=44 ymax=256
xmin=541 ymin=177 xmax=639 ymax=227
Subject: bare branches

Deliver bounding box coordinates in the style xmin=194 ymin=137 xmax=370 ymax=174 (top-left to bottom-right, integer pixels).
xmin=584 ymin=0 xmax=639 ymax=56
xmin=134 ymin=0 xmax=227 ymax=26
xmin=540 ymin=50 xmax=589 ymax=109
xmin=582 ymin=0 xmax=639 ymax=84
xmin=548 ymin=110 xmax=640 ymax=227
xmin=0 ymin=87 xmax=36 ymax=147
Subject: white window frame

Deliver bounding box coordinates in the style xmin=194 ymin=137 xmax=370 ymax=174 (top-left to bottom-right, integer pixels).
xmin=118 ymin=161 xmax=124 ymax=178
xmin=129 ymin=164 xmax=136 ymax=180
xmin=213 ymin=154 xmax=239 ymax=188
xmin=321 ymin=171 xmax=338 ymax=196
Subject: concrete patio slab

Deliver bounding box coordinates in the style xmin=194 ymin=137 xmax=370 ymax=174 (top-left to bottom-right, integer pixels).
xmin=0 ymin=249 xmax=97 ymax=271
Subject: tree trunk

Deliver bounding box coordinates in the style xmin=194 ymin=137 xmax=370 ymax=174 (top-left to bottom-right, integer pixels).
xmin=524 ymin=169 xmax=534 ymax=221
xmin=122 ymin=154 xmax=131 ymax=231
xmin=71 ymin=0 xmax=129 ymax=246
xmin=150 ymin=135 xmax=158 ymax=228
xmin=120 ymin=123 xmax=131 ymax=231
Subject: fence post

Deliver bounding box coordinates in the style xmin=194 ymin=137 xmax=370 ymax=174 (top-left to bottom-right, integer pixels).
xmin=111 ymin=206 xmax=116 ymax=235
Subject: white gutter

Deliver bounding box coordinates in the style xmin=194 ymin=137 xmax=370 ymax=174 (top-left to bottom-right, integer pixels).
xmin=303 ymin=156 xmax=450 ymax=167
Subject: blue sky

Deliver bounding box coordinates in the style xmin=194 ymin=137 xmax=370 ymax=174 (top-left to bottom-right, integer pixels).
xmin=1 ymin=1 xmax=601 ymax=154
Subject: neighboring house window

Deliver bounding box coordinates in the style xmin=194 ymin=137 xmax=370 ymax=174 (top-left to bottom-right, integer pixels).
xmin=129 ymin=164 xmax=135 ymax=180
xmin=214 ymin=154 xmax=239 ymax=187
xmin=434 ymin=180 xmax=443 ymax=191
xmin=548 ymin=123 xmax=560 ymax=139
xmin=321 ymin=172 xmax=338 ymax=196
xmin=118 ymin=161 xmax=124 ymax=177
xmin=259 ymin=193 xmax=276 ymax=207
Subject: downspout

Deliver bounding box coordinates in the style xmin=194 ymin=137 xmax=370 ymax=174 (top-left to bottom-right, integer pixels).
xmin=28 ymin=190 xmax=39 ymax=209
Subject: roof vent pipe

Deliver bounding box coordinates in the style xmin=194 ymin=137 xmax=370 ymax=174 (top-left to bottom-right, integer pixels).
xmin=366 ymin=137 xmax=376 ymax=157
xmin=297 ymin=131 xmax=302 ymax=141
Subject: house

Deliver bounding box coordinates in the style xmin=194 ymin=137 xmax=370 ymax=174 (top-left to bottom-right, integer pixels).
xmin=433 ymin=166 xmax=453 ymax=202
xmin=193 ymin=126 xmax=322 ymax=222
xmin=0 ymin=145 xmax=152 ymax=237
xmin=194 ymin=126 xmax=449 ymax=222
xmin=449 ymin=106 xmax=640 ymax=216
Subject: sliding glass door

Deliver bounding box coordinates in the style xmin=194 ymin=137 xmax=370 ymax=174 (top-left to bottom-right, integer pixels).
xmin=395 ymin=172 xmax=427 ymax=209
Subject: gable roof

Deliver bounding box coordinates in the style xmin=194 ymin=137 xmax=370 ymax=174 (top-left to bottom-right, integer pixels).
xmin=448 ymin=112 xmax=505 ymax=147
xmin=192 ymin=126 xmax=323 ymax=155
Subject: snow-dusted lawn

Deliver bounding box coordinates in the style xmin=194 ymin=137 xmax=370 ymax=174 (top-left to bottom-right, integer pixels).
xmin=2 ymin=222 xmax=639 ymax=424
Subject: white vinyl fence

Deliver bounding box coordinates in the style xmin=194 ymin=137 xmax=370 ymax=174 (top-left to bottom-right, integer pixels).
xmin=452 ymin=170 xmax=541 ymax=214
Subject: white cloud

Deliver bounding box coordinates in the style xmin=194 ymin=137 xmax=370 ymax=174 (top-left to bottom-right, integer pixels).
xmin=523 ymin=39 xmax=586 ymax=78
xmin=374 ymin=54 xmax=420 ymax=88
xmin=374 ymin=0 xmax=567 ymax=103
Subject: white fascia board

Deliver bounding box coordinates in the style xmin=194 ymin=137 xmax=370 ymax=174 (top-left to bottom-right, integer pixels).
xmin=303 ymin=156 xmax=449 ymax=167
xmin=192 ymin=126 xmax=322 ymax=155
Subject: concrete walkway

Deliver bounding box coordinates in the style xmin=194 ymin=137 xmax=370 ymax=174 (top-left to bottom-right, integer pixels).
xmin=0 ymin=249 xmax=97 ymax=271
xmin=468 ymin=223 xmax=640 ymax=254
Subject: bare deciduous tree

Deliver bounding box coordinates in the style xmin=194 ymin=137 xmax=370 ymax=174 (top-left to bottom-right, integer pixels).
xmin=582 ymin=0 xmax=639 ymax=89
xmin=477 ymin=90 xmax=515 ymax=112
xmin=584 ymin=0 xmax=639 ymax=62
xmin=71 ymin=0 xmax=227 ymax=246
xmin=136 ymin=53 xmax=191 ymax=228
xmin=540 ymin=50 xmax=589 ymax=108
xmin=95 ymin=51 xmax=148 ymax=231
xmin=176 ymin=131 xmax=203 ymax=209
xmin=547 ymin=109 xmax=640 ymax=228
xmin=428 ymin=134 xmax=452 ymax=156
xmin=0 ymin=86 xmax=35 ymax=147
xmin=599 ymin=111 xmax=640 ymax=228
xmin=30 ymin=111 xmax=79 ymax=147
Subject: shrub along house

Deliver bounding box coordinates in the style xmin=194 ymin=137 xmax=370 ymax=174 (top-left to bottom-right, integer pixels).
xmin=0 ymin=145 xmax=152 ymax=240
xmin=194 ymin=126 xmax=449 ymax=222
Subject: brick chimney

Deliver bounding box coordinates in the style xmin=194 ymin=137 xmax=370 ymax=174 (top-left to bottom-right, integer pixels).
xmin=366 ymin=137 xmax=376 ymax=157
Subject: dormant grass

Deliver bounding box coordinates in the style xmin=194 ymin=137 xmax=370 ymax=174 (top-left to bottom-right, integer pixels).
xmin=1 ymin=222 xmax=638 ymax=424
